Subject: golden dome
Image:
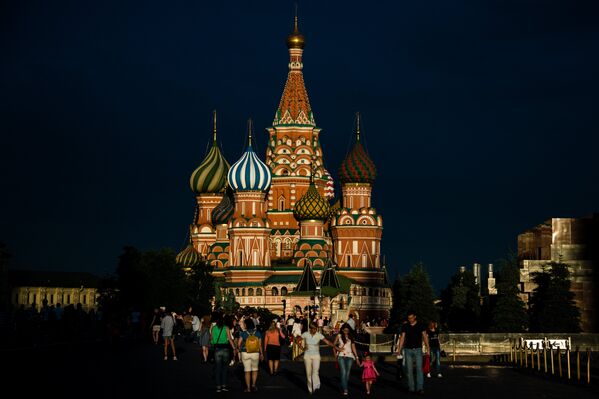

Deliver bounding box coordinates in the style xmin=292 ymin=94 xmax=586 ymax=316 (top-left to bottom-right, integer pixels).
xmin=286 ymin=16 xmax=305 ymax=49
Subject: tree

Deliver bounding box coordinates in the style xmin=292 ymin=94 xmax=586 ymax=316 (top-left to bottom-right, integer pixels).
xmin=184 ymin=258 xmax=214 ymax=315
xmin=115 ymin=246 xmax=143 ymax=308
xmin=0 ymin=243 xmax=11 ymax=310
xmin=529 ymin=261 xmax=581 ymax=332
xmin=441 ymin=268 xmax=480 ymax=331
xmin=223 ymin=291 xmax=239 ymax=314
xmin=490 ymin=254 xmax=528 ymax=332
xmin=390 ymin=263 xmax=438 ymax=330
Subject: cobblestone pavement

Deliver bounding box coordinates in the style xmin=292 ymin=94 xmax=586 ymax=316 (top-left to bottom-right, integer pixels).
xmin=6 ymin=339 xmax=598 ymax=399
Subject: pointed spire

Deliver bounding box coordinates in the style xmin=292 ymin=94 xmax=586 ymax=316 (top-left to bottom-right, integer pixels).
xmin=212 ymin=110 xmax=218 ymax=143
xmin=247 ymin=118 xmax=253 ymax=147
xmin=355 ymin=112 xmax=361 ymax=142
xmin=295 ymin=260 xmax=318 ymax=293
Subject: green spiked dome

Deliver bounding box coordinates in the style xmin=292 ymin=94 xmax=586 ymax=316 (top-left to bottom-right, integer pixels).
xmin=338 ymin=112 xmax=377 ymax=184
xmin=190 ymin=111 xmax=230 ymax=194
xmin=211 ymin=186 xmax=234 ymax=225
xmin=176 ymin=243 xmax=202 ymax=268
xmin=293 ymin=179 xmax=331 ymax=221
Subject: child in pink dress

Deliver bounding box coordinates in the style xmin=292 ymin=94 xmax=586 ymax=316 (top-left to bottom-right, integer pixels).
xmin=361 ymin=352 xmax=380 ymax=394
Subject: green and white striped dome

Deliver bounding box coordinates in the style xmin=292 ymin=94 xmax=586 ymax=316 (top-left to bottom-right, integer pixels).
xmin=190 ymin=111 xmax=230 ymax=194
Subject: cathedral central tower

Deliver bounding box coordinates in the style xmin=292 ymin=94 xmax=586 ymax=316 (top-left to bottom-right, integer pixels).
xmin=265 ymin=16 xmax=333 ymax=262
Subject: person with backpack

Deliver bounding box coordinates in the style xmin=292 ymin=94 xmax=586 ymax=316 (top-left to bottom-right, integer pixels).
xmin=237 ymin=318 xmax=264 ymax=392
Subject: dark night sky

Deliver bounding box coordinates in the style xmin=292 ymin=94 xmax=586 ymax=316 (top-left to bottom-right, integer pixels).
xmin=1 ymin=1 xmax=598 ymax=291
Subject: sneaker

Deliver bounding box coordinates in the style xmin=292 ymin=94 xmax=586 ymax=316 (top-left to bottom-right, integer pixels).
xmin=164 ymin=356 xmax=168 ymax=360
xmin=417 ymin=390 xmax=425 ymax=395
xmin=437 ymin=373 xmax=442 ymax=378
xmin=426 ymin=372 xmax=431 ymax=378
xmin=216 ymin=387 xmax=222 ymax=393
xmin=173 ymin=356 xmax=178 ymax=361
xmin=221 ymin=387 xmax=229 ymax=392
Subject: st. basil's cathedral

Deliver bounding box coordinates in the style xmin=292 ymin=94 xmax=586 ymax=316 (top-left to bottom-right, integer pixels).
xmin=176 ymin=16 xmax=392 ymax=322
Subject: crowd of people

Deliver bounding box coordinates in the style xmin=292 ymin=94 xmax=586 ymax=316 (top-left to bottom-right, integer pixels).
xmin=149 ymin=307 xmax=442 ymax=396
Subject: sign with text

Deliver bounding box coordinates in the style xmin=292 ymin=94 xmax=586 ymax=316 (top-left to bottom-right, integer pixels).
xmin=521 ymin=338 xmax=570 ymax=350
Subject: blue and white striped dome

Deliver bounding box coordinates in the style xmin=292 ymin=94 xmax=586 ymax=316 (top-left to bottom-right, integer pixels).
xmin=228 ymin=121 xmax=272 ymax=192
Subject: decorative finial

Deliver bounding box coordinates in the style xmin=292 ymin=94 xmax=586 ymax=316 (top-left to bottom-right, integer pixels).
xmin=247 ymin=118 xmax=253 ymax=146
xmin=212 ymin=110 xmax=217 ymax=143
xmin=286 ymin=2 xmax=305 ymax=49
xmin=356 ymin=112 xmax=361 ymax=142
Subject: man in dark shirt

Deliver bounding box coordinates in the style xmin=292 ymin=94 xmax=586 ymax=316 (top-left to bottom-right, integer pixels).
xmin=396 ymin=310 xmax=429 ymax=394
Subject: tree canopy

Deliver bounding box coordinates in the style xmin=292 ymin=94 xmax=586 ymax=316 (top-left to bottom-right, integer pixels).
xmin=490 ymin=254 xmax=528 ymax=332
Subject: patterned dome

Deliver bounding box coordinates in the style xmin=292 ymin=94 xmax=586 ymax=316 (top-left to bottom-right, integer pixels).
xmin=176 ymin=243 xmax=202 ymax=268
xmin=338 ymin=113 xmax=376 ymax=184
xmin=228 ymin=120 xmax=272 ymax=192
xmin=190 ymin=112 xmax=230 ymax=194
xmin=293 ymin=180 xmax=331 ymax=221
xmin=211 ymin=187 xmax=234 ymax=225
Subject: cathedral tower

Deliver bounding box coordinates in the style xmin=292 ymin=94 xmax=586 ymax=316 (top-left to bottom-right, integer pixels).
xmin=332 ymin=113 xmax=383 ymax=274
xmin=189 ymin=111 xmax=230 ymax=256
xmin=265 ymin=15 xmax=334 ymax=261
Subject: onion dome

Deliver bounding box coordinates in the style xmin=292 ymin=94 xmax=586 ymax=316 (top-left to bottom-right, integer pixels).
xmin=190 ymin=111 xmax=230 ymax=194
xmin=338 ymin=112 xmax=377 ymax=184
xmin=286 ymin=15 xmax=305 ymax=49
xmin=176 ymin=243 xmax=202 ymax=268
xmin=323 ymin=169 xmax=335 ymax=200
xmin=211 ymin=186 xmax=234 ymax=225
xmin=228 ymin=119 xmax=272 ymax=192
xmin=293 ymin=178 xmax=331 ymax=221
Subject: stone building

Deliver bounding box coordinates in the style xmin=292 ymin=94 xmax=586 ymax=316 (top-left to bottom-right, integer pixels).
xmin=518 ymin=214 xmax=598 ymax=332
xmin=176 ymin=15 xmax=392 ymax=322
xmin=9 ymin=270 xmax=100 ymax=311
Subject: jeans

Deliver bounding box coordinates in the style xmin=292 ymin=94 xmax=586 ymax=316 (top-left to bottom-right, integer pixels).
xmin=430 ymin=347 xmax=441 ymax=374
xmin=338 ymin=356 xmax=354 ymax=391
xmin=304 ymin=354 xmax=321 ymax=393
xmin=404 ymin=348 xmax=423 ymax=392
xmin=214 ymin=348 xmax=230 ymax=387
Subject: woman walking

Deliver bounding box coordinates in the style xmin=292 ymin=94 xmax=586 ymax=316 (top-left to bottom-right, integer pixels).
xmin=237 ymin=318 xmax=264 ymax=392
xmin=149 ymin=308 xmax=161 ymax=345
xmin=426 ymin=321 xmax=442 ymax=378
xmin=199 ymin=315 xmax=211 ymax=362
xmin=299 ymin=322 xmax=337 ymax=394
xmin=210 ymin=313 xmax=237 ymax=393
xmin=334 ymin=323 xmax=360 ymax=395
xmin=264 ymin=320 xmax=285 ymax=375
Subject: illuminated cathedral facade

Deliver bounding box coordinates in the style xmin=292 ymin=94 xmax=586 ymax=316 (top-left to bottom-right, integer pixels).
xmin=176 ymin=17 xmax=391 ymax=321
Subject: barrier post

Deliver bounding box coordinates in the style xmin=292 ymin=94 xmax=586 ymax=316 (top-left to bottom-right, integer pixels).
xmin=530 ymin=345 xmax=534 ymax=369
xmin=536 ymin=343 xmax=541 ymax=371
xmin=566 ymin=346 xmax=571 ymax=380
xmin=543 ymin=343 xmax=548 ymax=373
xmin=525 ymin=345 xmax=528 ymax=368
xmin=550 ymin=346 xmax=554 ymax=375
xmin=557 ymin=348 xmax=562 ymax=378
xmin=452 ymin=339 xmax=456 ymax=364
xmin=576 ymin=346 xmax=580 ymax=382
xmin=587 ymin=348 xmax=591 ymax=385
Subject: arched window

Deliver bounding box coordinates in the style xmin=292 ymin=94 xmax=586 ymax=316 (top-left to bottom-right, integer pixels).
xmin=235 ymin=288 xmax=240 ymax=296
xmin=272 ymin=287 xmax=279 ymax=296
xmin=284 ymin=239 xmax=292 ymax=250
xmin=281 ymin=287 xmax=288 ymax=296
xmin=362 ymin=288 xmax=366 ymax=296
xmin=279 ymin=196 xmax=285 ymax=211
xmin=248 ymin=288 xmax=254 ymax=296
xmin=241 ymin=288 xmax=245 ymax=296
xmin=346 ymin=255 xmax=351 ymax=267
xmin=257 ymin=288 xmax=263 ymax=296
xmin=229 ymin=289 xmax=234 ymax=295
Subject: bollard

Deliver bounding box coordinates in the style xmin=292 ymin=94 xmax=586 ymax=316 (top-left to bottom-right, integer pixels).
xmin=536 ymin=343 xmax=541 ymax=371
xmin=576 ymin=347 xmax=580 ymax=382
xmin=453 ymin=339 xmax=456 ymax=364
xmin=567 ymin=347 xmax=571 ymax=380
xmin=557 ymin=348 xmax=562 ymax=378
xmin=550 ymin=346 xmax=554 ymax=375
xmin=530 ymin=346 xmax=535 ymax=369
xmin=543 ymin=344 xmax=548 ymax=373
xmin=510 ymin=341 xmax=513 ymax=363
xmin=524 ymin=345 xmax=528 ymax=368
xmin=587 ymin=348 xmax=591 ymax=385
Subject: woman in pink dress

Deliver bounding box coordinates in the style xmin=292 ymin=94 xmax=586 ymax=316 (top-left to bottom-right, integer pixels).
xmin=360 ymin=352 xmax=380 ymax=395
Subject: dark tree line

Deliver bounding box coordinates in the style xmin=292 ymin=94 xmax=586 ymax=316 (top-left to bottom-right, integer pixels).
xmin=389 ymin=256 xmax=581 ymax=333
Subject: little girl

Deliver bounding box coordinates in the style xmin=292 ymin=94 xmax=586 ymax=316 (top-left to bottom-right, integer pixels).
xmin=360 ymin=352 xmax=380 ymax=394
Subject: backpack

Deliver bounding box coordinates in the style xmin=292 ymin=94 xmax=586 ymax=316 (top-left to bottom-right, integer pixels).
xmin=245 ymin=331 xmax=260 ymax=353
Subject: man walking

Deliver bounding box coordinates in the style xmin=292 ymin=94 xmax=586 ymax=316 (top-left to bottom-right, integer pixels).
xmin=396 ymin=310 xmax=429 ymax=394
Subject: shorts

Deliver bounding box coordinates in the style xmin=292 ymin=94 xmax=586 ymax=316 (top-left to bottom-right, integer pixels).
xmin=152 ymin=325 xmax=161 ymax=332
xmin=163 ymin=335 xmax=174 ymax=341
xmin=241 ymin=352 xmax=260 ymax=371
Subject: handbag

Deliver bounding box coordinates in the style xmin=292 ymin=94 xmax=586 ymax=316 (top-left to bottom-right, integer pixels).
xmin=422 ymin=353 xmax=431 ymax=374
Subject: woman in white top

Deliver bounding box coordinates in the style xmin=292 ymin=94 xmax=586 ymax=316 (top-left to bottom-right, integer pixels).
xmin=299 ymin=322 xmax=337 ymax=394
xmin=333 ymin=323 xmax=361 ymax=395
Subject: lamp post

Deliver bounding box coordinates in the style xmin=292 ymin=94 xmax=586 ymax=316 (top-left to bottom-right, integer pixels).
xmin=282 ymin=299 xmax=287 ymax=317
xmin=317 ymin=287 xmax=324 ymax=320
